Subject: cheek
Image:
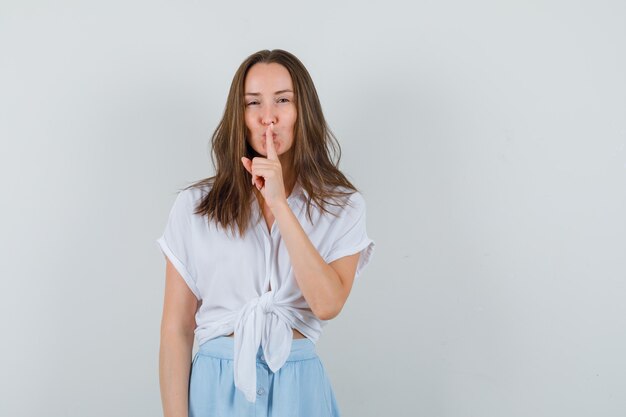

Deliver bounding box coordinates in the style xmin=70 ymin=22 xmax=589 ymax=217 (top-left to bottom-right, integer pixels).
xmin=244 ymin=113 xmax=254 ymax=130
xmin=285 ymin=108 xmax=297 ymax=128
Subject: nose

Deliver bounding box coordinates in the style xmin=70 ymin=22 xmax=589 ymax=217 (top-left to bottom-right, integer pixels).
xmin=261 ymin=105 xmax=277 ymax=126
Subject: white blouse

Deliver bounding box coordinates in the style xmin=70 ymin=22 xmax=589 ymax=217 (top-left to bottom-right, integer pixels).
xmin=156 ymin=180 xmax=375 ymax=403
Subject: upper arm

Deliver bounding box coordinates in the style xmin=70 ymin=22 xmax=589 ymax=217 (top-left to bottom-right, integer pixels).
xmin=325 ymin=192 xmax=375 ymax=282
xmin=160 ymin=255 xmax=199 ymax=337
xmin=328 ymin=252 xmax=361 ymax=315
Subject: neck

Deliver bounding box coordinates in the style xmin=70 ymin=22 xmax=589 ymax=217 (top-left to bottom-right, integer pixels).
xmin=282 ymin=170 xmax=296 ymax=195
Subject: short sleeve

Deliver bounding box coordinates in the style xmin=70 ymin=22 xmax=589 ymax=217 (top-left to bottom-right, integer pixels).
xmin=325 ymin=192 xmax=375 ymax=279
xmin=156 ymin=190 xmax=201 ymax=300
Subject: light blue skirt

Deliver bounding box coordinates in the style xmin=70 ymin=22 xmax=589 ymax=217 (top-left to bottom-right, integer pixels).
xmin=189 ymin=335 xmax=341 ymax=417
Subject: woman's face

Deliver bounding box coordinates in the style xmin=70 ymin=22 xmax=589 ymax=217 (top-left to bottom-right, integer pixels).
xmin=244 ymin=63 xmax=297 ymax=161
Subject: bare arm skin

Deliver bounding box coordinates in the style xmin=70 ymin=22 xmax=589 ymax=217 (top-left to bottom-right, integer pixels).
xmin=272 ymin=201 xmax=360 ymax=320
xmin=159 ymin=256 xmax=198 ymax=417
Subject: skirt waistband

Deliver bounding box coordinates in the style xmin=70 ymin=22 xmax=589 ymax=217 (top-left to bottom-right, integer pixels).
xmin=198 ymin=335 xmax=318 ymax=363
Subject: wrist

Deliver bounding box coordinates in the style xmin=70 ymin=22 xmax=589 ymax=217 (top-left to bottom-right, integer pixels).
xmin=270 ymin=198 xmax=291 ymax=216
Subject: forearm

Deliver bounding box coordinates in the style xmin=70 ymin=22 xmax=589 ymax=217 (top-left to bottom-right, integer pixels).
xmin=159 ymin=328 xmax=194 ymax=417
xmin=272 ymin=200 xmax=344 ymax=320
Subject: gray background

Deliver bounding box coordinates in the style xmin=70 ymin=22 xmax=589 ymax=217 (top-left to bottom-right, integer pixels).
xmin=1 ymin=1 xmax=625 ymax=416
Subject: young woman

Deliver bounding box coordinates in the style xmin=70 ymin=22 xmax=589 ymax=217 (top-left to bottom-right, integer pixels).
xmin=157 ymin=49 xmax=375 ymax=417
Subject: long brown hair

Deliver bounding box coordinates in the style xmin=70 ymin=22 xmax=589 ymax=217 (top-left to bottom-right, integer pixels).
xmin=184 ymin=49 xmax=358 ymax=238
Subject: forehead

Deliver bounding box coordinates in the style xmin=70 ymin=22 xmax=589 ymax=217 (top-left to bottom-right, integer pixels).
xmin=244 ymin=63 xmax=293 ymax=91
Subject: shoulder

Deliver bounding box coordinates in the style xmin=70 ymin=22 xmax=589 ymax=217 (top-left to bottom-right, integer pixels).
xmin=180 ymin=181 xmax=212 ymax=204
xmin=322 ymin=186 xmax=367 ymax=218
xmin=333 ymin=185 xmax=366 ymax=206
xmin=169 ymin=182 xmax=211 ymax=219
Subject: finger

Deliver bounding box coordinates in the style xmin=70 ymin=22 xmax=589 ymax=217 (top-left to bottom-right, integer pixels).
xmin=265 ymin=123 xmax=278 ymax=161
xmin=241 ymin=156 xmax=259 ymax=185
xmin=250 ymin=157 xmax=270 ymax=186
xmin=250 ymin=168 xmax=275 ymax=179
xmin=241 ymin=157 xmax=257 ymax=186
xmin=241 ymin=157 xmax=252 ymax=174
xmin=254 ymin=175 xmax=264 ymax=190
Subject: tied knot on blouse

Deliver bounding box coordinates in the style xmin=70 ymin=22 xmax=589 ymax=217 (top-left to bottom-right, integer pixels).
xmin=258 ymin=290 xmax=274 ymax=314
xmin=233 ymin=289 xmax=297 ymax=402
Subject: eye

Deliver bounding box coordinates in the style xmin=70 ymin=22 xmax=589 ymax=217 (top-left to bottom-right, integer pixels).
xmin=277 ymin=97 xmax=290 ymax=103
xmin=246 ymin=100 xmax=259 ymax=106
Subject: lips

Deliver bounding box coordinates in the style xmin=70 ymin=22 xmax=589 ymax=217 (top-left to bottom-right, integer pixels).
xmin=262 ymin=136 xmax=278 ymax=150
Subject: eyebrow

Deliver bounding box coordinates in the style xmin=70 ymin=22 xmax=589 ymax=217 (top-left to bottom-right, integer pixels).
xmin=244 ymin=89 xmax=293 ymax=96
